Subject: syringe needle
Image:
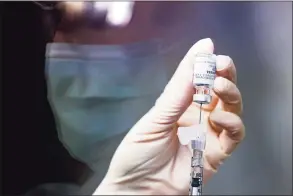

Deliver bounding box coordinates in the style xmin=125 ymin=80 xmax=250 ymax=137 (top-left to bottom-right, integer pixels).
xmin=199 ymin=103 xmax=202 ymax=124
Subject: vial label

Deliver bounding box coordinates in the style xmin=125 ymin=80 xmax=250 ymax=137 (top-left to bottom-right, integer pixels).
xmin=193 ymin=53 xmax=217 ymax=87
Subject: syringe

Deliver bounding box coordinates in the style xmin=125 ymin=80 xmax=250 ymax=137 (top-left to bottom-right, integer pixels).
xmin=189 ymin=53 xmax=217 ymax=196
xmin=189 ymin=103 xmax=204 ymax=196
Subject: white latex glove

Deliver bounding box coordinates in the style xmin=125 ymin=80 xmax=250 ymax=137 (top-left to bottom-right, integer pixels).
xmin=94 ymin=38 xmax=245 ymax=195
xmin=59 ymin=1 xmax=134 ymax=27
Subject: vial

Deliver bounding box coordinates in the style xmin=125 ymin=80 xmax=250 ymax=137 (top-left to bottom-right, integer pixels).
xmin=192 ymin=53 xmax=217 ymax=104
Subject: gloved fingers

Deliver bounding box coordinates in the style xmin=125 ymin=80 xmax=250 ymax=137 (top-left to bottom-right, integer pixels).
xmin=204 ymin=131 xmax=230 ymax=171
xmin=213 ymin=76 xmax=243 ymax=115
xmin=209 ymin=110 xmax=245 ymax=155
xmin=216 ymin=55 xmax=237 ymax=84
xmin=179 ymin=122 xmax=233 ymax=171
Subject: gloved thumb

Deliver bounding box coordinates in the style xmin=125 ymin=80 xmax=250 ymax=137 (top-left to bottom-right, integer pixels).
xmin=130 ymin=38 xmax=214 ymax=135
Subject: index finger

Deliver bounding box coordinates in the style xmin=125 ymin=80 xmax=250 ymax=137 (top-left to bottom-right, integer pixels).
xmin=213 ymin=77 xmax=243 ymax=115
xmin=209 ymin=110 xmax=245 ymax=154
xmin=216 ymin=55 xmax=237 ymax=84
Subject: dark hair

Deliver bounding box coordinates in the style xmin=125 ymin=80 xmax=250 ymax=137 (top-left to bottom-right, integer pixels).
xmin=32 ymin=1 xmax=61 ymax=42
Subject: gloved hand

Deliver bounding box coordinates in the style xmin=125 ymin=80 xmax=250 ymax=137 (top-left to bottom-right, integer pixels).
xmin=94 ymin=38 xmax=245 ymax=195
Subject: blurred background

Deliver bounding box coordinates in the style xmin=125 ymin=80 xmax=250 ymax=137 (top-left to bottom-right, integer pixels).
xmin=3 ymin=1 xmax=292 ymax=195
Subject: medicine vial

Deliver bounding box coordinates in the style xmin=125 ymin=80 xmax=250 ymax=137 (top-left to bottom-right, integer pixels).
xmin=192 ymin=53 xmax=217 ymax=104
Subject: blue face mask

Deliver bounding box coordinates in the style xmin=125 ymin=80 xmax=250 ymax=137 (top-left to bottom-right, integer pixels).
xmin=45 ymin=41 xmax=169 ymax=167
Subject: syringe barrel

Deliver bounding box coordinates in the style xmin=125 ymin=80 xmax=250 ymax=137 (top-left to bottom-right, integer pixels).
xmin=189 ymin=150 xmax=204 ymax=196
